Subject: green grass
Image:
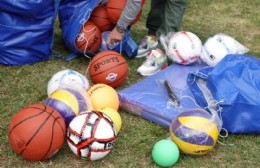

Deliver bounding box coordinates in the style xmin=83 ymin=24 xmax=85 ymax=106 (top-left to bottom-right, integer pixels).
xmin=1 ymin=0 xmax=260 ymax=167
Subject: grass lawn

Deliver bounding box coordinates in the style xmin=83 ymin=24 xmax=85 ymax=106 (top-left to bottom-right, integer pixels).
xmin=0 ymin=0 xmax=260 ymax=167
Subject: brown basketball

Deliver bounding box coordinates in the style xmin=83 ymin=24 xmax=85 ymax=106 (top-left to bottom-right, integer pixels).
xmin=75 ymin=21 xmax=102 ymax=53
xmin=88 ymin=50 xmax=128 ymax=88
xmin=106 ymin=0 xmax=142 ymax=25
xmin=8 ymin=103 xmax=66 ymax=161
xmin=90 ymin=5 xmax=115 ymax=32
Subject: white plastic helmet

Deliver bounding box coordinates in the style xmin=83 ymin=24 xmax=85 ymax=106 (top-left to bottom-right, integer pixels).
xmin=200 ymin=33 xmax=249 ymax=67
xmin=47 ymin=69 xmax=90 ymax=96
xmin=166 ymin=31 xmax=202 ymax=65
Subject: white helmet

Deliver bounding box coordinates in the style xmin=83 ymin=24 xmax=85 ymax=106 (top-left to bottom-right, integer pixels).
xmin=201 ymin=33 xmax=249 ymax=67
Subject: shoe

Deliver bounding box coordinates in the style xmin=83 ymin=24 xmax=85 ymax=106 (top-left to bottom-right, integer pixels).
xmin=136 ymin=36 xmax=158 ymax=58
xmin=137 ymin=50 xmax=168 ymax=76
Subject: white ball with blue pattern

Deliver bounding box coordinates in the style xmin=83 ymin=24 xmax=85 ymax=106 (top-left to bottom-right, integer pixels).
xmin=47 ymin=69 xmax=90 ymax=96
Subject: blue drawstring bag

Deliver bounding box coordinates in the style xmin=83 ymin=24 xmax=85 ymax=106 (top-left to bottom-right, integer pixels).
xmin=0 ymin=0 xmax=59 ymax=65
xmin=187 ymin=54 xmax=260 ymax=133
xmin=58 ymin=0 xmax=100 ymax=60
xmin=58 ymin=0 xmax=139 ymax=60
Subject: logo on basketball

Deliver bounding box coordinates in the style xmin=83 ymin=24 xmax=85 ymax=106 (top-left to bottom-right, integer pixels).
xmin=93 ymin=56 xmax=119 ymax=71
xmin=106 ymin=73 xmax=118 ymax=81
xmin=87 ymin=35 xmax=100 ymax=51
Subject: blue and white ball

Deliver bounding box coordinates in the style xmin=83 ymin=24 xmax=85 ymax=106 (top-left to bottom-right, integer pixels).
xmin=47 ymin=69 xmax=90 ymax=96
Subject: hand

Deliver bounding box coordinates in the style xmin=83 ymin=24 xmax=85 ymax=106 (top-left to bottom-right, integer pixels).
xmin=106 ymin=27 xmax=124 ymax=45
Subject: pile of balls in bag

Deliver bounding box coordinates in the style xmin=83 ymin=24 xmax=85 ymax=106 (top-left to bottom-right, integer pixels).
xmin=7 ymin=0 xmax=133 ymax=160
xmin=73 ymin=0 xmax=143 ymax=58
xmin=8 ymin=64 xmax=128 ymax=161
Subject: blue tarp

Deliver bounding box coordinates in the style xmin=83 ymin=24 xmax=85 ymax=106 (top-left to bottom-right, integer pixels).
xmin=0 ymin=0 xmax=59 ymax=65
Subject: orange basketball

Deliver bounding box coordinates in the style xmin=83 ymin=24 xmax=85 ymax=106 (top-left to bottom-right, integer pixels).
xmin=75 ymin=21 xmax=102 ymax=53
xmin=106 ymin=0 xmax=142 ymax=25
xmin=90 ymin=5 xmax=115 ymax=32
xmin=8 ymin=103 xmax=66 ymax=161
xmin=88 ymin=50 xmax=128 ymax=88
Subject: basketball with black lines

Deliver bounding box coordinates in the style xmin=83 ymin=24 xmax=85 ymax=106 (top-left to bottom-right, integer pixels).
xmin=75 ymin=21 xmax=102 ymax=53
xmin=90 ymin=5 xmax=115 ymax=32
xmin=88 ymin=50 xmax=128 ymax=88
xmin=8 ymin=103 xmax=66 ymax=161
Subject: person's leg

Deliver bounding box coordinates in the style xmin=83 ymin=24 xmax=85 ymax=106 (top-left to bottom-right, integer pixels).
xmin=137 ymin=0 xmax=166 ymax=58
xmin=156 ymin=0 xmax=188 ymax=38
xmin=146 ymin=0 xmax=166 ymax=36
xmin=137 ymin=0 xmax=188 ymax=75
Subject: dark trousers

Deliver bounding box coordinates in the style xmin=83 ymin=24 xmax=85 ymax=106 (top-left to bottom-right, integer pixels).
xmin=146 ymin=0 xmax=188 ymax=38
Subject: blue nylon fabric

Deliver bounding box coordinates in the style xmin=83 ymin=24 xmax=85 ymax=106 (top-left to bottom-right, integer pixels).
xmin=187 ymin=54 xmax=260 ymax=133
xmin=58 ymin=0 xmax=99 ymax=55
xmin=0 ymin=0 xmax=59 ymax=65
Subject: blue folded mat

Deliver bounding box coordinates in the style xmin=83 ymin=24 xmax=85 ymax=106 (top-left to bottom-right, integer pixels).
xmin=118 ymin=63 xmax=206 ymax=128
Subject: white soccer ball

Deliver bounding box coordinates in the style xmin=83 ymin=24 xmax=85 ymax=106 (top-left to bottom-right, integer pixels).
xmin=200 ymin=33 xmax=249 ymax=67
xmin=47 ymin=69 xmax=90 ymax=96
xmin=67 ymin=111 xmax=117 ymax=161
xmin=167 ymin=31 xmax=202 ymax=65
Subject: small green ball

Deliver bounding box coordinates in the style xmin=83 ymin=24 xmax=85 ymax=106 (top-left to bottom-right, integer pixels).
xmin=152 ymin=139 xmax=180 ymax=167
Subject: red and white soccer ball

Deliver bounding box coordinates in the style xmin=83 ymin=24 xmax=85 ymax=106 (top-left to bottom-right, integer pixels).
xmin=67 ymin=111 xmax=117 ymax=161
xmin=167 ymin=31 xmax=202 ymax=65
xmin=47 ymin=69 xmax=90 ymax=96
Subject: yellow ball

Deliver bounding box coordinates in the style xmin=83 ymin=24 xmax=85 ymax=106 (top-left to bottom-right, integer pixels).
xmin=99 ymin=107 xmax=122 ymax=133
xmin=87 ymin=84 xmax=119 ymax=111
